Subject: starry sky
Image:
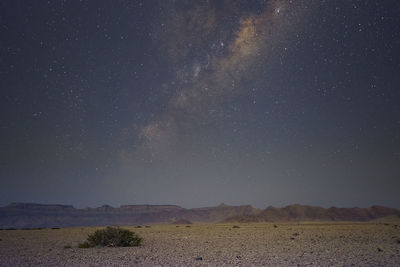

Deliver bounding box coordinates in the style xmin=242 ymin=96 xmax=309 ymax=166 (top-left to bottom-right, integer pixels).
xmin=1 ymin=0 xmax=399 ymax=209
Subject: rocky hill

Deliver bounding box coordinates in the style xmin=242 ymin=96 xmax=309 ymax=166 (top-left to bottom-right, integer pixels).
xmin=223 ymin=204 xmax=400 ymax=222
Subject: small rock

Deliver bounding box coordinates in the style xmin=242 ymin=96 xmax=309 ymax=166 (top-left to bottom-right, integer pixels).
xmin=397 ymin=239 xmax=400 ymax=244
xmin=273 ymin=224 xmax=278 ymax=228
xmin=290 ymin=237 xmax=295 ymax=240
xmin=236 ymin=255 xmax=241 ymax=259
xmin=293 ymin=233 xmax=299 ymax=236
xmin=195 ymin=257 xmax=203 ymax=261
xmin=377 ymin=248 xmax=383 ymax=252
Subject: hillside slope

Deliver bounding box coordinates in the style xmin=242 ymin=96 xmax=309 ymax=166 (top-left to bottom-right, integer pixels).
xmin=223 ymin=204 xmax=400 ymax=222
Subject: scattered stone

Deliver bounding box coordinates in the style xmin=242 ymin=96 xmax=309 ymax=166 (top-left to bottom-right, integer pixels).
xmin=0 ymin=222 xmax=398 ymax=265
xmin=273 ymin=224 xmax=278 ymax=228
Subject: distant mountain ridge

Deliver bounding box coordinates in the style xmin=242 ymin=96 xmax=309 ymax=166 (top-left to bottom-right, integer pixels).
xmin=0 ymin=202 xmax=399 ymax=228
xmin=0 ymin=202 xmax=258 ymax=228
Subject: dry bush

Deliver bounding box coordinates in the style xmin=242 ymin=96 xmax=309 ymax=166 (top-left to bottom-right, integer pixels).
xmin=79 ymin=226 xmax=142 ymax=248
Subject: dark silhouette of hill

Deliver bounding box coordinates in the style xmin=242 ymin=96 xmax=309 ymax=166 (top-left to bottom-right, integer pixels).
xmin=170 ymin=219 xmax=192 ymax=225
xmin=0 ymin=202 xmax=399 ymax=228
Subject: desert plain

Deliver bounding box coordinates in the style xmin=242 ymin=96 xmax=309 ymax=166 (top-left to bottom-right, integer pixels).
xmin=1 ymin=221 xmax=400 ymax=266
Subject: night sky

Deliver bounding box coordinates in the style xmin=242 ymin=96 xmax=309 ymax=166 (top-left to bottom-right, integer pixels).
xmin=1 ymin=0 xmax=399 ymax=209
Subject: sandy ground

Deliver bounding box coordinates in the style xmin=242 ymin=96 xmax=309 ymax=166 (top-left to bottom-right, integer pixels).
xmin=0 ymin=222 xmax=399 ymax=266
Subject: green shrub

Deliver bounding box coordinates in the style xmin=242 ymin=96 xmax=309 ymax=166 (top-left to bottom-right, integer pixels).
xmin=78 ymin=227 xmax=142 ymax=248
xmin=232 ymin=225 xmax=240 ymax=228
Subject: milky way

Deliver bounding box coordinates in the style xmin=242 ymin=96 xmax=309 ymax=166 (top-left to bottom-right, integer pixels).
xmin=121 ymin=0 xmax=319 ymax=163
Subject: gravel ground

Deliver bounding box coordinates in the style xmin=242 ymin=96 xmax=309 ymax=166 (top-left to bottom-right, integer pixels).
xmin=0 ymin=222 xmax=399 ymax=266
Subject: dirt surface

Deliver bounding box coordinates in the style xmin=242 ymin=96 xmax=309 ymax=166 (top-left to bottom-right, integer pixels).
xmin=1 ymin=222 xmax=399 ymax=266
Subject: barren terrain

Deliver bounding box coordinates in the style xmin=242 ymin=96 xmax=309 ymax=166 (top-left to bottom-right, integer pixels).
xmin=1 ymin=222 xmax=400 ymax=266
